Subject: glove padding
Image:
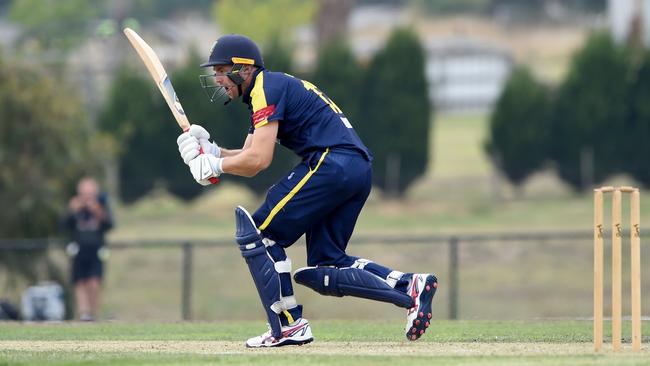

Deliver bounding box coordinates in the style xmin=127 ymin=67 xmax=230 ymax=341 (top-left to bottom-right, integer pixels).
xmin=176 ymin=124 xmax=221 ymax=165
xmin=189 ymin=154 xmax=223 ymax=186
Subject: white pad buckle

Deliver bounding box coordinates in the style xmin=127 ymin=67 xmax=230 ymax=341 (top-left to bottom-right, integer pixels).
xmin=351 ymin=258 xmax=373 ymax=270
xmin=274 ymin=258 xmax=292 ymax=274
xmin=262 ymin=238 xmax=276 ymax=247
xmin=385 ymin=270 xmax=404 ymax=288
xmin=270 ymin=295 xmax=297 ymax=314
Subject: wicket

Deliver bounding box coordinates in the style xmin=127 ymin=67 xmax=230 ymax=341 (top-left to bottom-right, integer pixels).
xmin=593 ymin=186 xmax=641 ymax=352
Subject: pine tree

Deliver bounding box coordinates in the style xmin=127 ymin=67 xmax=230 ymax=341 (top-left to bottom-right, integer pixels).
xmin=626 ymin=51 xmax=650 ymax=187
xmin=360 ymin=29 xmax=431 ymax=197
xmin=486 ymin=66 xmax=551 ymax=186
xmin=551 ymin=33 xmax=630 ymax=190
xmin=98 ymin=65 xmax=166 ymax=202
xmin=311 ymin=38 xmax=363 ymax=129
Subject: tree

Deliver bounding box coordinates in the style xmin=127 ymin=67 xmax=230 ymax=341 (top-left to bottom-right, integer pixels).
xmin=551 ymin=33 xmax=630 ymax=190
xmin=0 ymin=54 xmax=102 ymax=297
xmin=263 ymin=34 xmax=293 ymax=72
xmin=486 ymin=66 xmax=551 ymax=186
xmin=359 ymin=28 xmax=431 ymax=197
xmin=9 ymin=0 xmax=102 ymax=51
xmin=98 ymin=65 xmax=167 ymax=203
xmin=128 ymin=0 xmax=213 ymax=19
xmin=626 ymin=51 xmax=650 ymax=187
xmin=0 ymin=58 xmax=100 ymax=237
xmin=213 ymin=0 xmax=316 ymax=47
xmin=311 ymin=38 xmax=363 ymax=130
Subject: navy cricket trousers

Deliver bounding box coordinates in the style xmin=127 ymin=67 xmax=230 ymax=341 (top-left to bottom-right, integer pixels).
xmin=252 ymin=148 xmax=371 ymax=267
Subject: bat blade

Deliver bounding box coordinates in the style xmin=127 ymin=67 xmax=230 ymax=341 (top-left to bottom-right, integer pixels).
xmin=124 ymin=27 xmax=219 ymax=185
xmin=123 ymin=27 xmax=190 ymax=131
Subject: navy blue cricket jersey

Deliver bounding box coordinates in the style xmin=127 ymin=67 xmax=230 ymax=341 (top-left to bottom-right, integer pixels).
xmin=242 ymin=69 xmax=371 ymax=161
xmin=240 ymin=68 xmax=374 ymax=266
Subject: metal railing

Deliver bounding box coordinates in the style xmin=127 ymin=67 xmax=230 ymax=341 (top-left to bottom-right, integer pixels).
xmin=0 ymin=230 xmax=611 ymax=321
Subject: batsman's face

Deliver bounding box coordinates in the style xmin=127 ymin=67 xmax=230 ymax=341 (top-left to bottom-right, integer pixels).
xmin=213 ymin=65 xmax=237 ymax=99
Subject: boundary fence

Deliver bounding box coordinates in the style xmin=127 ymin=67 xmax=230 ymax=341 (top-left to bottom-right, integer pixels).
xmin=0 ymin=231 xmax=620 ymax=320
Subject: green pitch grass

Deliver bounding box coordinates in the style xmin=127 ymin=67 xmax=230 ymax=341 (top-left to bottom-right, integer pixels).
xmin=0 ymin=320 xmax=647 ymax=365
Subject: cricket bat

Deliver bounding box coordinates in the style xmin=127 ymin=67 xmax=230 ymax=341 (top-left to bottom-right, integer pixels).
xmin=123 ymin=27 xmax=218 ymax=184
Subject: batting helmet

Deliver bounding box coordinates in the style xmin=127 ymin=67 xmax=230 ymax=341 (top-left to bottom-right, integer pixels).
xmin=200 ymin=34 xmax=264 ymax=68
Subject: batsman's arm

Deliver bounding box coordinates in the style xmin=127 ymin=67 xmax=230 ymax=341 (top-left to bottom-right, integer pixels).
xmin=221 ymin=123 xmax=277 ymax=177
xmin=218 ymin=134 xmax=254 ymax=157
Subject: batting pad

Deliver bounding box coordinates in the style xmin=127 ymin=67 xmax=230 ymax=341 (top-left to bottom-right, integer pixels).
xmin=294 ymin=266 xmax=414 ymax=308
xmin=235 ymin=206 xmax=283 ymax=338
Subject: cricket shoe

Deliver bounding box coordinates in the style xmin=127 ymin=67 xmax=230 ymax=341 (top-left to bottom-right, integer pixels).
xmin=404 ymin=273 xmax=438 ymax=341
xmin=245 ymin=318 xmax=313 ymax=348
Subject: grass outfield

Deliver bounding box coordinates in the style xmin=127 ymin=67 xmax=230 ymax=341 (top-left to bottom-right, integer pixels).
xmin=0 ymin=320 xmax=648 ymax=365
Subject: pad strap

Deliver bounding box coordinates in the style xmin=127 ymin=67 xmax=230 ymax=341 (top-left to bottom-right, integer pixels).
xmin=386 ymin=270 xmax=405 ymax=288
xmin=270 ymin=295 xmax=297 ymax=314
xmin=274 ymin=258 xmax=292 ymax=273
xmin=351 ymin=258 xmax=373 ymax=270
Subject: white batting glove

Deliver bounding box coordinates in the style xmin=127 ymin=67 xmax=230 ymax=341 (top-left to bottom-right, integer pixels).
xmin=177 ymin=132 xmax=200 ymax=164
xmin=189 ymin=125 xmax=221 ymax=157
xmin=176 ymin=125 xmax=221 ymax=165
xmin=188 ymin=154 xmax=223 ymax=186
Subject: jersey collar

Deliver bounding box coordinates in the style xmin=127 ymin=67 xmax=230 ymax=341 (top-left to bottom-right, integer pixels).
xmin=242 ymin=68 xmax=265 ymax=105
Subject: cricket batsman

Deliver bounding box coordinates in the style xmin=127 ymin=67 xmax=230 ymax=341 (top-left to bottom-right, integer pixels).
xmin=176 ymin=34 xmax=438 ymax=347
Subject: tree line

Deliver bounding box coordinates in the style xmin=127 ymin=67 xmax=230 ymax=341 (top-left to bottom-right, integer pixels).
xmin=486 ymin=32 xmax=650 ymax=191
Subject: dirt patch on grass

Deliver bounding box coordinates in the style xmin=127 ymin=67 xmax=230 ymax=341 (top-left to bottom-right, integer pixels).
xmin=1 ymin=341 xmax=643 ymax=356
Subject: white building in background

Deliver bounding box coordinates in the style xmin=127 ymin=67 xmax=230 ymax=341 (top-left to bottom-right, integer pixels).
xmin=609 ymin=0 xmax=650 ymax=46
xmin=426 ymin=38 xmax=512 ymax=113
xmin=342 ymin=4 xmax=513 ymax=114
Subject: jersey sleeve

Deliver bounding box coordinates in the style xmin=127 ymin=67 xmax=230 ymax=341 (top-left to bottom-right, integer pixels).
xmin=249 ymin=72 xmax=285 ymax=129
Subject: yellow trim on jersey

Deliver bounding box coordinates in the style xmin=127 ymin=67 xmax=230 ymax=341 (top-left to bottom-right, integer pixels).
xmin=232 ymin=57 xmax=255 ymax=65
xmin=258 ymin=148 xmax=330 ymax=231
xmin=255 ymin=120 xmax=270 ymax=128
xmin=283 ymin=310 xmax=294 ymax=324
xmin=250 ymin=72 xmax=269 ymax=128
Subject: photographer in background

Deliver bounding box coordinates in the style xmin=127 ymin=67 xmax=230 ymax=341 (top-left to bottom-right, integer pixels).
xmin=63 ymin=177 xmax=113 ymax=321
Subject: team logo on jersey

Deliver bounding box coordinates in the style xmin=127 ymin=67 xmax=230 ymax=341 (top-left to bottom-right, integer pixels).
xmin=252 ymin=105 xmax=276 ymax=126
